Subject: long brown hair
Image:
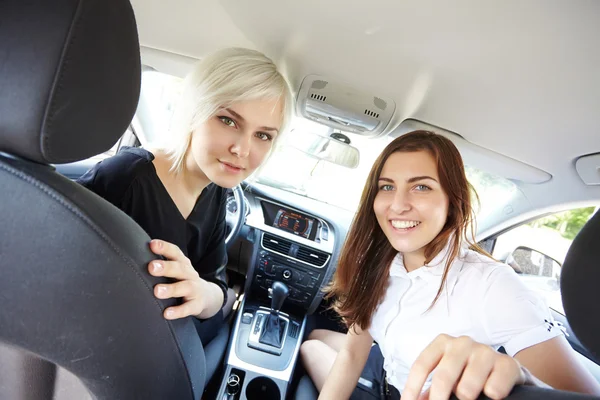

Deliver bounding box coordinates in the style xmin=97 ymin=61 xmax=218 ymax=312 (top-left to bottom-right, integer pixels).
xmin=327 ymin=130 xmax=491 ymax=329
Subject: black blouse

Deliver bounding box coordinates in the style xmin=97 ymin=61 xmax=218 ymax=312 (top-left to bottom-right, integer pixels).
xmin=77 ymin=147 xmax=228 ymax=305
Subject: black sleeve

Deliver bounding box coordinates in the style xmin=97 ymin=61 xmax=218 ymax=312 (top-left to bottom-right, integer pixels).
xmin=197 ymin=191 xmax=229 ymax=308
xmin=76 ymin=156 xmax=135 ymax=209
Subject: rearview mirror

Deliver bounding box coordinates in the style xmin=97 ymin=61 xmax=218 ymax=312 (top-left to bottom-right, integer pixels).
xmin=289 ymin=130 xmax=360 ymax=169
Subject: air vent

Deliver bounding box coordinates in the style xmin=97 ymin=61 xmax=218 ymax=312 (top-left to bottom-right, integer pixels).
xmin=262 ymin=233 xmax=292 ymax=256
xmin=296 ymin=246 xmax=330 ymax=267
xmin=364 ymin=109 xmax=379 ymax=118
xmin=310 ymin=93 xmax=327 ymax=102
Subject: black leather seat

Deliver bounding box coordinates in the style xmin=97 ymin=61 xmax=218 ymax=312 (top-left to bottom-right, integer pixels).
xmin=561 ymin=209 xmax=600 ymax=362
xmin=0 ymin=0 xmax=206 ymax=398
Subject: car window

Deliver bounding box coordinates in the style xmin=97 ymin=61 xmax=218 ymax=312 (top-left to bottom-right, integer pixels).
xmin=492 ymin=206 xmax=599 ymax=314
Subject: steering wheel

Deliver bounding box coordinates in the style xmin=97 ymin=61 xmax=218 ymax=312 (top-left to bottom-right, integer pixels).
xmin=450 ymin=385 xmax=599 ymax=399
xmin=225 ymin=185 xmax=247 ymax=248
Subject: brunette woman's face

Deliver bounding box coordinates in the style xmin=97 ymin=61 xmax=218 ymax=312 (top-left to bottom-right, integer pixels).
xmin=373 ymin=151 xmax=449 ymax=257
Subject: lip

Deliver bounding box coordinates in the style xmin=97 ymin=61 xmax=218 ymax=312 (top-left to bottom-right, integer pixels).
xmin=219 ymin=160 xmax=245 ymax=173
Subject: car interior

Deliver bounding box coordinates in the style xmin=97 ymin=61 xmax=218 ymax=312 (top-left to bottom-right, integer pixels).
xmin=1 ymin=0 xmax=600 ymax=399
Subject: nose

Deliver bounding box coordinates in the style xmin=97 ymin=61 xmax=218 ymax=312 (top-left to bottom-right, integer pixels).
xmin=389 ymin=190 xmax=411 ymax=214
xmin=230 ymin=131 xmax=251 ymax=158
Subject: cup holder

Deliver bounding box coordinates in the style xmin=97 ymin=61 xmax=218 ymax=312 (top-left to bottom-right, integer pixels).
xmin=245 ymin=376 xmax=280 ymax=400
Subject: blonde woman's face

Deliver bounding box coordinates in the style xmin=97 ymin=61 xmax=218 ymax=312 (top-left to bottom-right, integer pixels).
xmin=189 ymin=98 xmax=283 ymax=188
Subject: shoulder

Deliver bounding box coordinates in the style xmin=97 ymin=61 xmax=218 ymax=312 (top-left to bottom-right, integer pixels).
xmin=456 ymin=249 xmax=515 ymax=282
xmin=454 ymin=249 xmax=531 ymax=299
xmin=76 ymin=147 xmax=156 ymax=202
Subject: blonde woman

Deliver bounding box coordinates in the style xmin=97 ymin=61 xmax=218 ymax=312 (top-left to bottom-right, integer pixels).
xmin=78 ymin=47 xmax=293 ymax=345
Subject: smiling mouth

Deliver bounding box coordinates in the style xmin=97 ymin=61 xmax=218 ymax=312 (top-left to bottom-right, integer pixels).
xmin=390 ymin=220 xmax=421 ymax=230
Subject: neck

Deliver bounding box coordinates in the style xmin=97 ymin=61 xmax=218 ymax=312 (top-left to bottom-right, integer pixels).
xmin=403 ymin=249 xmax=426 ymax=272
xmin=153 ymin=148 xmax=210 ymax=199
xmin=180 ymin=150 xmax=211 ymax=198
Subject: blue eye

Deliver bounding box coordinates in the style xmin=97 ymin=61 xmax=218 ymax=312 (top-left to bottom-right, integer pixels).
xmin=218 ymin=116 xmax=237 ymax=128
xmin=379 ymin=184 xmax=394 ymax=191
xmin=414 ymin=184 xmax=431 ymax=191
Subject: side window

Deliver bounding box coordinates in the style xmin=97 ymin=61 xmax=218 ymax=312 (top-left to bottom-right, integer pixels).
xmin=492 ymin=206 xmax=598 ymax=314
xmin=85 ymin=126 xmax=137 ymax=162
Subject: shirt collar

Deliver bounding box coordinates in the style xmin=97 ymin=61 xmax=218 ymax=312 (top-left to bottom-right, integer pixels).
xmin=389 ymin=240 xmax=468 ymax=294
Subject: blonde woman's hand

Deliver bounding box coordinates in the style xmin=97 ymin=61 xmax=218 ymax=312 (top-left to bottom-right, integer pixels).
xmin=147 ymin=239 xmax=210 ymax=320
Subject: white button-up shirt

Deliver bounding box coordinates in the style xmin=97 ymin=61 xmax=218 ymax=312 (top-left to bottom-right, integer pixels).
xmin=368 ymin=243 xmax=562 ymax=393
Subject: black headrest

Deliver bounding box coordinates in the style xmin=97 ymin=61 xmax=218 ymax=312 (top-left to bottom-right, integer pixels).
xmin=561 ymin=209 xmax=600 ymax=359
xmin=0 ymin=0 xmax=141 ymax=164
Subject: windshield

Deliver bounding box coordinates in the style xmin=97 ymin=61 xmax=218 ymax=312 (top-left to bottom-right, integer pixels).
xmin=137 ymin=70 xmax=518 ymax=218
xmin=256 ymin=118 xmax=393 ymax=211
xmin=257 ymin=120 xmax=517 ymax=217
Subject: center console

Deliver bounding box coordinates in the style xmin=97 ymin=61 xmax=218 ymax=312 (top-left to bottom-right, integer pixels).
xmin=216 ymin=198 xmax=336 ymax=399
xmin=216 ymin=295 xmax=306 ymax=400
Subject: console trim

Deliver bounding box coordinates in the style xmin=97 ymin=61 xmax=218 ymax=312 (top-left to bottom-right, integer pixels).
xmin=226 ymin=298 xmax=307 ymax=382
xmin=246 ymin=197 xmax=335 ymax=254
xmin=260 ymin=233 xmax=331 ymax=269
xmin=247 ymin=309 xmax=289 ymax=356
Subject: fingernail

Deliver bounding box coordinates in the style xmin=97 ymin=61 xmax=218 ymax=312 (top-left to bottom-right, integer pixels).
xmin=153 ymin=240 xmax=162 ymax=249
xmin=153 ymin=261 xmax=163 ymax=272
xmin=165 ymin=309 xmax=174 ymax=318
xmin=157 ymin=286 xmax=166 ymax=296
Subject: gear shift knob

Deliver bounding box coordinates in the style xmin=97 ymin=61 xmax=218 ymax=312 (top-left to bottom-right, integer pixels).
xmin=270 ymin=281 xmax=289 ymax=311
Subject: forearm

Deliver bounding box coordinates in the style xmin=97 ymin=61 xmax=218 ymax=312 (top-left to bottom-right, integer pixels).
xmin=195 ymin=280 xmax=225 ymax=319
xmin=319 ymin=349 xmax=366 ymax=400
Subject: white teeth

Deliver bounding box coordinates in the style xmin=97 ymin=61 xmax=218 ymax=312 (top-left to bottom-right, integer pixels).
xmin=391 ymin=220 xmax=421 ymax=229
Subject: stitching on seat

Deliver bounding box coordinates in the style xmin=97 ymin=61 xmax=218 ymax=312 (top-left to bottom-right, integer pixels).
xmin=0 ymin=161 xmax=200 ymax=396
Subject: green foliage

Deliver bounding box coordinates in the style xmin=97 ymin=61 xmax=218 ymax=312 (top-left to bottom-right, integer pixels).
xmin=529 ymin=207 xmax=597 ymax=240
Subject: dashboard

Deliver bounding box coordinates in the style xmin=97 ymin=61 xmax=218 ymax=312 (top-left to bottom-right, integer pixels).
xmin=226 ymin=183 xmax=353 ymax=314
xmin=260 ymin=202 xmax=328 ymax=242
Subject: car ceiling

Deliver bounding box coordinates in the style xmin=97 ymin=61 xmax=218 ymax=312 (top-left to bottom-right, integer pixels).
xmin=130 ymin=0 xmax=600 ymax=231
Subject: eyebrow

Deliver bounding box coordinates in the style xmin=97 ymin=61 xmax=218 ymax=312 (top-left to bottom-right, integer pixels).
xmin=378 ymin=176 xmax=438 ymax=183
xmin=225 ymin=108 xmax=280 ymax=133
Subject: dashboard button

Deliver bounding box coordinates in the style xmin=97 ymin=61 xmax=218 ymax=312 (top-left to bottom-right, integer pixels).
xmin=282 ymin=269 xmax=292 ymax=280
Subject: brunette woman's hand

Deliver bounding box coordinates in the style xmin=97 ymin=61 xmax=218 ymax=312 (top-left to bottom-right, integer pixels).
xmin=402 ymin=334 xmax=527 ymax=400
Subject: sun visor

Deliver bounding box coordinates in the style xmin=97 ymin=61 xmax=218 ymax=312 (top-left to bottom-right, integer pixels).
xmin=575 ymin=153 xmax=600 ymax=185
xmin=394 ymin=119 xmax=552 ymax=184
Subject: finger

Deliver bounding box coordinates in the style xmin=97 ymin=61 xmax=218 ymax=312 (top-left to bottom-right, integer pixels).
xmin=149 ymin=239 xmax=186 ymax=262
xmin=482 ymin=355 xmax=521 ymax=399
xmin=403 ymin=334 xmax=450 ymax=400
xmin=428 ymin=337 xmax=474 ymax=400
xmin=154 ymin=280 xmax=196 ymax=300
xmin=163 ymin=302 xmax=195 ymax=320
xmin=148 ymin=259 xmax=196 ymax=280
xmin=454 ymin=350 xmax=495 ymax=400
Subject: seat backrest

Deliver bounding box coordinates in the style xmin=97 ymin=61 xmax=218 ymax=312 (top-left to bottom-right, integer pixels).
xmin=0 ymin=0 xmax=205 ymax=399
xmin=561 ymin=208 xmax=600 ymax=361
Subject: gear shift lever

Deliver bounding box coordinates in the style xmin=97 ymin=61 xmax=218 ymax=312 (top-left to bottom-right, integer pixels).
xmin=270 ymin=281 xmax=289 ymax=312
xmin=259 ymin=281 xmax=289 ymax=349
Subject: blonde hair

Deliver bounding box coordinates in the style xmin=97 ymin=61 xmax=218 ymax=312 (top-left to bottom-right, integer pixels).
xmin=164 ymin=47 xmax=294 ymax=174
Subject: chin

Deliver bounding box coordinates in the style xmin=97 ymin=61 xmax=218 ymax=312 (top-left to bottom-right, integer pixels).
xmin=210 ymin=174 xmax=244 ymax=189
xmin=386 ymin=236 xmax=427 ymax=255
